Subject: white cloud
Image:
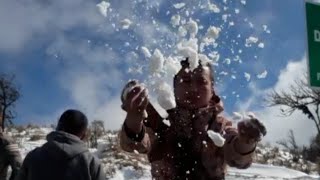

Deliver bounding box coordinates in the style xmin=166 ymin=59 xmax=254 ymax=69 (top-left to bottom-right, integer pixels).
xmin=0 ymin=0 xmax=104 ymax=53
xmin=236 ymin=57 xmax=316 ymax=146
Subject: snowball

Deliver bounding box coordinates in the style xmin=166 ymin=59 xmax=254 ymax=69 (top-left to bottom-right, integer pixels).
xmin=163 ymin=119 xmax=171 ymax=127
xmin=97 ymin=1 xmax=110 ymax=17
xmin=156 ymin=82 xmax=176 ymax=110
xmin=241 ymin=0 xmax=246 ymax=5
xmin=177 ymin=46 xmax=198 ymax=71
xmin=224 ymin=58 xmax=231 ymax=65
xmin=207 ymin=130 xmax=225 ymax=147
xmin=206 ymin=26 xmax=221 ymax=40
xmin=186 ymin=19 xmax=198 ymax=37
xmin=235 ymin=9 xmax=240 ymax=14
xmin=220 ymin=71 xmax=228 ymax=76
xmin=173 ymin=3 xmax=186 ymax=9
xmin=257 ymin=70 xmax=268 ymax=79
xmin=164 ymin=57 xmax=181 ymax=76
xmin=120 ymin=19 xmax=132 ymax=29
xmin=258 ymin=42 xmax=265 ymax=48
xmin=208 ymin=2 xmax=220 ymax=13
xmin=149 ymin=49 xmax=164 ymax=74
xmin=233 ymin=112 xmax=243 ymax=121
xmin=244 ymin=72 xmax=251 ymax=81
xmin=222 ymin=14 xmax=228 ymax=22
xmin=245 ymin=36 xmax=259 ymax=47
xmin=133 ymin=150 xmax=139 ymax=154
xmin=141 ymin=46 xmax=152 ymax=58
xmin=170 ymin=15 xmax=180 ymax=27
xmin=122 ymin=83 xmax=148 ymax=118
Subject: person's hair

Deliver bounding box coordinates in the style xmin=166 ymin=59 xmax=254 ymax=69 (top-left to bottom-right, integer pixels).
xmin=56 ymin=109 xmax=88 ymax=136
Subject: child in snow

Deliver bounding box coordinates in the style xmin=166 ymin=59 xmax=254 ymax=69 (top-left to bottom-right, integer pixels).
xmin=119 ymin=58 xmax=267 ymax=180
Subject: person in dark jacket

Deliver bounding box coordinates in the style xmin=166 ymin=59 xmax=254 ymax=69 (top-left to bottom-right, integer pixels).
xmin=120 ymin=58 xmax=267 ymax=179
xmin=0 ymin=105 xmax=22 ymax=180
xmin=16 ymin=109 xmax=105 ymax=180
xmin=0 ymin=129 xmax=22 ymax=180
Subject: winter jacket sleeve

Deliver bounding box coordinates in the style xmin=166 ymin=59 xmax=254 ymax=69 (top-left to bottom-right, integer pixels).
xmin=14 ymin=151 xmax=31 ymax=180
xmin=119 ymin=103 xmax=162 ymax=154
xmin=90 ymin=156 xmax=105 ymax=180
xmin=1 ymin=135 xmax=22 ymax=180
xmin=222 ymin=117 xmax=255 ymax=169
xmin=119 ymin=123 xmax=152 ymax=154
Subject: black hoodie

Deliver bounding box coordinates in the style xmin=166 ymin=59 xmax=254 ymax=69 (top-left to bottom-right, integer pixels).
xmin=16 ymin=131 xmax=105 ymax=180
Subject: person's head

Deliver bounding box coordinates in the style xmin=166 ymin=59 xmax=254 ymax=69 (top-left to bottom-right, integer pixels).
xmin=56 ymin=109 xmax=88 ymax=140
xmin=173 ymin=58 xmax=220 ymax=110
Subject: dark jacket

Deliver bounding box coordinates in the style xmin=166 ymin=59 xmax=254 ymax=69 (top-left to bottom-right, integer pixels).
xmin=16 ymin=131 xmax=105 ymax=180
xmin=120 ymin=101 xmax=254 ymax=180
xmin=0 ymin=133 xmax=22 ymax=180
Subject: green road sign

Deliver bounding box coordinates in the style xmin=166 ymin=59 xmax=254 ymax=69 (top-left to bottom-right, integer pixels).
xmin=306 ymin=1 xmax=320 ymax=88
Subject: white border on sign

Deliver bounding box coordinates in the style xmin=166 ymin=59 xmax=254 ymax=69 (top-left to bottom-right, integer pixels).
xmin=305 ymin=0 xmax=320 ymax=89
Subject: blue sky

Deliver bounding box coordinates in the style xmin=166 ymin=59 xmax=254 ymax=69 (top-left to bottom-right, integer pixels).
xmin=0 ymin=0 xmax=319 ymax=145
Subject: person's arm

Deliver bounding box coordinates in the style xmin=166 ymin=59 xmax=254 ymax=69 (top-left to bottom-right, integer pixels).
xmin=1 ymin=136 xmax=22 ymax=180
xmin=223 ymin=118 xmax=266 ymax=169
xmin=90 ymin=156 xmax=105 ymax=180
xmin=119 ymin=115 xmax=152 ymax=153
xmin=223 ymin=129 xmax=255 ymax=169
xmin=14 ymin=150 xmax=32 ymax=180
xmin=119 ymin=81 xmax=161 ymax=154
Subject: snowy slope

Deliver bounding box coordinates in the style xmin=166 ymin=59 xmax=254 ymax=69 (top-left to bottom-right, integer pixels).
xmin=9 ymin=127 xmax=319 ymax=180
xmin=109 ymin=163 xmax=319 ymax=180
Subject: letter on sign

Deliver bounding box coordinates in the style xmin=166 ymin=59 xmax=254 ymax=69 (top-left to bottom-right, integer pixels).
xmin=315 ymin=30 xmax=320 ymax=42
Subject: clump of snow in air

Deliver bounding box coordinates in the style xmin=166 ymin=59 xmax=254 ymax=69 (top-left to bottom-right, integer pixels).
xmin=207 ymin=130 xmax=225 ymax=147
xmin=263 ymin=25 xmax=271 ymax=33
xmin=224 ymin=58 xmax=231 ymax=65
xmin=186 ymin=19 xmax=199 ymax=38
xmin=162 ymin=119 xmax=171 ymax=127
xmin=241 ymin=0 xmax=247 ymax=5
xmin=233 ymin=112 xmax=243 ymax=121
xmin=235 ymin=9 xmax=240 ymax=14
xmin=96 ymin=1 xmax=111 ymax=17
xmin=207 ymin=2 xmax=220 ymax=13
xmin=178 ymin=26 xmax=188 ymax=37
xmin=164 ymin=56 xmax=182 ymax=77
xmin=222 ymin=14 xmax=228 ymax=22
xmin=244 ymin=72 xmax=251 ymax=81
xmin=258 ymin=42 xmax=265 ymax=48
xmin=141 ymin=46 xmax=152 ymax=58
xmin=257 ymin=70 xmax=268 ymax=79
xmin=149 ymin=49 xmax=165 ymax=74
xmin=173 ymin=3 xmax=186 ymax=9
xmin=177 ymin=38 xmax=199 ymax=71
xmin=170 ymin=15 xmax=181 ymax=27
xmin=204 ymin=26 xmax=221 ymax=44
xmin=120 ymin=19 xmax=132 ymax=29
xmin=245 ymin=36 xmax=259 ymax=47
xmin=156 ymin=82 xmax=176 ymax=110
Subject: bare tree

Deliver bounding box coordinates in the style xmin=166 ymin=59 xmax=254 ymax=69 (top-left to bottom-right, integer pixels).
xmin=0 ymin=74 xmax=20 ymax=131
xmin=89 ymin=120 xmax=105 ymax=148
xmin=277 ymin=129 xmax=302 ymax=161
xmin=269 ymin=77 xmax=320 ymax=135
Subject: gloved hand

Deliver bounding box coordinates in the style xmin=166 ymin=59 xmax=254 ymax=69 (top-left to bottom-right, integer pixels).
xmin=237 ymin=118 xmax=267 ymax=144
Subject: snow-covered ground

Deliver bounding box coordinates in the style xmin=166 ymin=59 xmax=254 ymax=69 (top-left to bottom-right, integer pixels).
xmin=6 ymin=127 xmax=319 ymax=180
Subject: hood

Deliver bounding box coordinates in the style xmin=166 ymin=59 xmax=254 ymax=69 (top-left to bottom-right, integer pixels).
xmin=44 ymin=131 xmax=88 ymax=160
